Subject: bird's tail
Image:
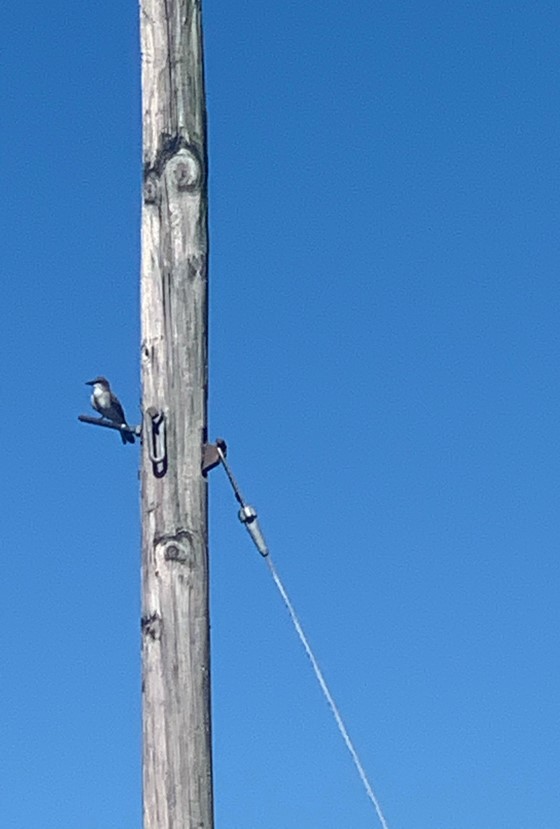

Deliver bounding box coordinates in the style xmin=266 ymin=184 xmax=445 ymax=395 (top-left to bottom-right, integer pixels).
xmin=120 ymin=428 xmax=135 ymax=444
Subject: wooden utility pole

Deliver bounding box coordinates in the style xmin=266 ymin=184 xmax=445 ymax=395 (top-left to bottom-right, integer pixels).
xmin=139 ymin=0 xmax=213 ymax=827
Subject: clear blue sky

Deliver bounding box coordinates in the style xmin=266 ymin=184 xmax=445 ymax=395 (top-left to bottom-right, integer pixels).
xmin=2 ymin=1 xmax=559 ymax=827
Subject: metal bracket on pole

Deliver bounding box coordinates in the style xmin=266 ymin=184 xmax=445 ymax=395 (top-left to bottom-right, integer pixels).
xmin=202 ymin=438 xmax=226 ymax=476
xmin=146 ymin=407 xmax=167 ymax=478
xmin=211 ymin=438 xmax=269 ymax=558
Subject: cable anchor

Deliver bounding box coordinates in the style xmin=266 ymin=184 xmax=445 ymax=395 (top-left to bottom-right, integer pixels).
xmin=213 ymin=438 xmax=269 ymax=557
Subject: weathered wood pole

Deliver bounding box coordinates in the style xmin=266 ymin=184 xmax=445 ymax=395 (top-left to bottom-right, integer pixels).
xmin=139 ymin=0 xmax=213 ymax=827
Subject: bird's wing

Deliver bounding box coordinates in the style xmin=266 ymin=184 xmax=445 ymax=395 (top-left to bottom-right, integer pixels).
xmin=110 ymin=394 xmax=127 ymax=424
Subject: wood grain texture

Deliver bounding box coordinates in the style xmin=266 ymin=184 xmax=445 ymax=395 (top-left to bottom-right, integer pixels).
xmin=140 ymin=0 xmax=213 ymax=826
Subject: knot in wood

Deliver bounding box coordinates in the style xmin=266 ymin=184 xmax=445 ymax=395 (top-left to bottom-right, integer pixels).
xmin=172 ymin=149 xmax=202 ymax=192
xmin=165 ymin=543 xmax=185 ymax=561
xmin=141 ymin=612 xmax=162 ymax=641
xmin=158 ymin=533 xmax=194 ymax=567
xmin=143 ymin=173 xmax=159 ymax=205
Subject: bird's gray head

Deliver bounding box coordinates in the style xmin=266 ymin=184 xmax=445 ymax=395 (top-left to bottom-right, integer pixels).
xmin=86 ymin=376 xmax=110 ymax=388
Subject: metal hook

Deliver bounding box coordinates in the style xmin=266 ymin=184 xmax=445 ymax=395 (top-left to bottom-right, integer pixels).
xmin=146 ymin=407 xmax=167 ymax=477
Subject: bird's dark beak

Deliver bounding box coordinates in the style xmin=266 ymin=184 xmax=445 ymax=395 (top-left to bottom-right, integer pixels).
xmin=85 ymin=380 xmax=95 ymax=386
